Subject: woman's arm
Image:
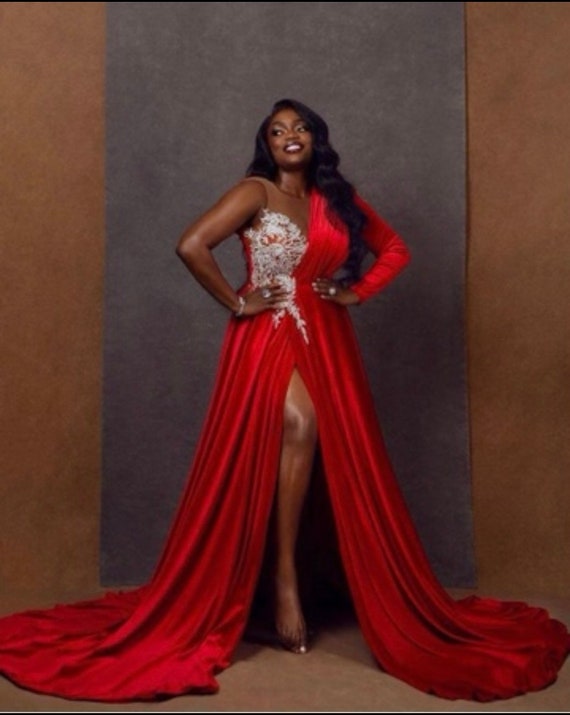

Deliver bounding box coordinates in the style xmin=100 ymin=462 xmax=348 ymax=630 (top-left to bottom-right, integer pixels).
xmin=176 ymin=180 xmax=288 ymax=316
xmin=347 ymin=194 xmax=412 ymax=304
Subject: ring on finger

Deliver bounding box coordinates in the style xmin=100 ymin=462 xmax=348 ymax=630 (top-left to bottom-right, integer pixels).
xmin=328 ymin=285 xmax=337 ymax=296
xmin=261 ymin=287 xmax=271 ymax=299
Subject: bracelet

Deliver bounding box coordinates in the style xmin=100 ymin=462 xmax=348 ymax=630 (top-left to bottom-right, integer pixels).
xmin=234 ymin=295 xmax=246 ymax=317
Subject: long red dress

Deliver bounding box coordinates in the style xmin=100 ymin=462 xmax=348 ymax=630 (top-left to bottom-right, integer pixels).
xmin=0 ymin=188 xmax=568 ymax=702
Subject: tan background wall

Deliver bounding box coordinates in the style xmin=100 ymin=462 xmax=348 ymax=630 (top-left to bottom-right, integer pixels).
xmin=0 ymin=2 xmax=568 ymax=606
xmin=0 ymin=3 xmax=105 ymax=607
xmin=467 ymin=2 xmax=570 ymax=598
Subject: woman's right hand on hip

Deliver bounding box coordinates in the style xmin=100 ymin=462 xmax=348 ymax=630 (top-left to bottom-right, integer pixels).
xmin=241 ymin=281 xmax=291 ymax=316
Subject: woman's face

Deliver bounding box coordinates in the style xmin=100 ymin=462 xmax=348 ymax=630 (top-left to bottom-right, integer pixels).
xmin=266 ymin=108 xmax=313 ymax=171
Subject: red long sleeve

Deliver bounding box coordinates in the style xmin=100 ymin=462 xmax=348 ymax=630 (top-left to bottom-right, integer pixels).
xmin=348 ymin=194 xmax=412 ymax=304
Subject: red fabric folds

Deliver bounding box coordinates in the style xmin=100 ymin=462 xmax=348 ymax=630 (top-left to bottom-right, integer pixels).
xmin=0 ymin=189 xmax=568 ymax=702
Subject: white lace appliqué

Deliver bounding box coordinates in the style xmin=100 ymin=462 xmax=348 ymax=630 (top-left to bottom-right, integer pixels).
xmin=243 ymin=209 xmax=309 ymax=344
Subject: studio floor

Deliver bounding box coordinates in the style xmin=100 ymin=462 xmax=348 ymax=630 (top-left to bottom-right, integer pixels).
xmin=0 ymin=588 xmax=568 ymax=712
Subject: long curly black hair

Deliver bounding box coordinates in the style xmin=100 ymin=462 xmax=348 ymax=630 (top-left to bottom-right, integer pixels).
xmin=245 ymin=98 xmax=368 ymax=286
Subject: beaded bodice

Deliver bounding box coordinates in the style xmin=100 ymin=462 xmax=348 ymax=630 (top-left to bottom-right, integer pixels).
xmin=242 ymin=208 xmax=310 ymax=343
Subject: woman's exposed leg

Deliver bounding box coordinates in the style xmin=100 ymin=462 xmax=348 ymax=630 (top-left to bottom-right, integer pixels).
xmin=274 ymin=366 xmax=318 ymax=653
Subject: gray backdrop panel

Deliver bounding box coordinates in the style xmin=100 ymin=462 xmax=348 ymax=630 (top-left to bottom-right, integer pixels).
xmin=102 ymin=1 xmax=474 ymax=587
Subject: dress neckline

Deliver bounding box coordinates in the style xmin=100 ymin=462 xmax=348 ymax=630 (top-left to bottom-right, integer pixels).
xmin=241 ymin=181 xmax=316 ymax=247
xmin=259 ymin=207 xmax=308 ymax=243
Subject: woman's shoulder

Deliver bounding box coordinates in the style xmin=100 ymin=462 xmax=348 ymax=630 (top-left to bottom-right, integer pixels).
xmin=241 ymin=175 xmax=273 ymax=187
xmin=222 ymin=176 xmax=268 ymax=207
xmin=240 ymin=175 xmax=275 ymax=197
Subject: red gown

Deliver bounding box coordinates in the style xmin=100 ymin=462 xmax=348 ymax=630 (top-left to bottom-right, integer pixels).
xmin=0 ymin=188 xmax=568 ymax=702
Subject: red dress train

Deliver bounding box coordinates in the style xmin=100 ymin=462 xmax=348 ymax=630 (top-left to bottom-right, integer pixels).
xmin=0 ymin=189 xmax=568 ymax=702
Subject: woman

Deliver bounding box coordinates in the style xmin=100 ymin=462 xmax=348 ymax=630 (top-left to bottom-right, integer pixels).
xmin=173 ymin=98 xmax=401 ymax=656
xmin=0 ymin=99 xmax=568 ymax=703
